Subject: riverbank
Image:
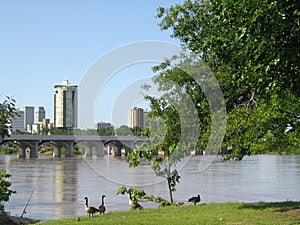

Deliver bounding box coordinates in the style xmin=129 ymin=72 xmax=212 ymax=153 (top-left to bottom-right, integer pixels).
xmin=0 ymin=215 xmax=40 ymax=225
xmin=38 ymin=201 xmax=300 ymax=225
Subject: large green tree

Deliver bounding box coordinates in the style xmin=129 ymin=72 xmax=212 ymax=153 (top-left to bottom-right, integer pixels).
xmin=0 ymin=97 xmax=18 ymax=212
xmin=157 ymin=0 xmax=300 ymax=159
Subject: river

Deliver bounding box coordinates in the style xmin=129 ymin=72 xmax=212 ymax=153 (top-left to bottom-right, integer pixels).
xmin=1 ymin=154 xmax=299 ymax=221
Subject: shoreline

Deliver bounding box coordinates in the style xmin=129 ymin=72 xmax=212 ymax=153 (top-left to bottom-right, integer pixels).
xmin=1 ymin=152 xmax=300 ymax=157
xmin=2 ymin=201 xmax=299 ymax=224
xmin=0 ymin=215 xmax=40 ymax=225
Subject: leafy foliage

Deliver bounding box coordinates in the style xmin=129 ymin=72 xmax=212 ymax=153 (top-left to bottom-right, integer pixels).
xmin=117 ymin=186 xmax=171 ymax=206
xmin=157 ymin=0 xmax=300 ymax=159
xmin=0 ymin=169 xmax=16 ymax=213
xmin=97 ymin=127 xmax=115 ymax=136
xmin=114 ymin=125 xmax=132 ymax=136
xmin=0 ymin=97 xmax=19 ymax=139
xmin=0 ymin=97 xmax=18 ymax=212
xmin=130 ymin=126 xmax=143 ymax=136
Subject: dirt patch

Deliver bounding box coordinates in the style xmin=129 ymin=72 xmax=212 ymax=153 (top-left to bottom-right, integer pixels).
xmin=0 ymin=215 xmax=40 ymax=225
xmin=226 ymin=222 xmax=242 ymax=225
xmin=280 ymin=208 xmax=300 ymax=222
xmin=279 ymin=207 xmax=300 ymax=213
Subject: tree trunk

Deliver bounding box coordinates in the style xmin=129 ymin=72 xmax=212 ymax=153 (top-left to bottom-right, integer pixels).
xmin=167 ymin=177 xmax=173 ymax=204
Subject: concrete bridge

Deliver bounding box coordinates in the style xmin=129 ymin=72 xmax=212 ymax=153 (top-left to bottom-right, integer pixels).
xmin=0 ymin=135 xmax=148 ymax=158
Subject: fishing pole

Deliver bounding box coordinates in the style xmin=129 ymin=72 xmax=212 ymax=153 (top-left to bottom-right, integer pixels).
xmin=20 ymin=165 xmax=45 ymax=218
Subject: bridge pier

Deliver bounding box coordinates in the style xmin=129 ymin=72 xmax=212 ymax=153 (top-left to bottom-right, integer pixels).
xmin=124 ymin=141 xmax=135 ymax=156
xmin=31 ymin=142 xmax=39 ymax=158
xmin=17 ymin=147 xmax=26 ymax=158
xmin=52 ymin=141 xmax=75 ymax=157
xmin=107 ymin=145 xmax=111 ymax=156
xmin=84 ymin=146 xmax=92 ymax=157
xmin=17 ymin=142 xmax=39 ymax=158
xmin=124 ymin=145 xmax=132 ymax=156
xmin=91 ymin=146 xmax=98 ymax=157
xmin=98 ymin=143 xmax=105 ymax=156
xmin=106 ymin=141 xmax=135 ymax=156
xmin=64 ymin=143 xmax=74 ymax=157
xmin=116 ymin=142 xmax=122 ymax=156
xmin=53 ymin=146 xmax=61 ymax=157
xmin=65 ymin=148 xmax=73 ymax=157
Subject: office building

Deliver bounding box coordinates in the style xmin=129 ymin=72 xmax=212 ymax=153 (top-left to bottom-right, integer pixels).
xmin=97 ymin=122 xmax=114 ymax=130
xmin=54 ymin=79 xmax=78 ymax=130
xmin=36 ymin=106 xmax=46 ymax=123
xmin=129 ymin=107 xmax=144 ymax=130
xmin=42 ymin=118 xmax=51 ymax=128
xmin=22 ymin=106 xmax=34 ymax=132
xmin=10 ymin=110 xmax=25 ymax=132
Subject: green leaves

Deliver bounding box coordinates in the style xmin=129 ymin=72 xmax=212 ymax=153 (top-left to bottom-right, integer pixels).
xmin=116 ymin=186 xmax=171 ymax=206
xmin=169 ymin=170 xmax=180 ymax=192
xmin=0 ymin=97 xmax=19 ymax=139
xmin=0 ymin=97 xmax=18 ymax=212
xmin=0 ymin=169 xmax=16 ymax=213
xmin=157 ymin=0 xmax=300 ymax=159
xmin=159 ymin=0 xmax=300 ymax=96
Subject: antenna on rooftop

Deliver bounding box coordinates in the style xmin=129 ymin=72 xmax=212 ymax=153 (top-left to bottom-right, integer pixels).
xmin=62 ymin=58 xmax=70 ymax=85
xmin=64 ymin=58 xmax=68 ymax=81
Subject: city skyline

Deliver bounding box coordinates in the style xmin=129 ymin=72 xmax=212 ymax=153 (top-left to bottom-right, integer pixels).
xmin=0 ymin=1 xmax=182 ymax=127
xmin=11 ymin=90 xmax=147 ymax=131
xmin=11 ymin=77 xmax=149 ymax=129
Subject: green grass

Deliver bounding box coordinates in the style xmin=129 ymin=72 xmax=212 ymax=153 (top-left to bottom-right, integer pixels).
xmin=40 ymin=201 xmax=300 ymax=225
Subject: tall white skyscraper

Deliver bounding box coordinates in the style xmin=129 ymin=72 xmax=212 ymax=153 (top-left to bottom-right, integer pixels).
xmin=129 ymin=107 xmax=144 ymax=130
xmin=54 ymin=80 xmax=78 ymax=130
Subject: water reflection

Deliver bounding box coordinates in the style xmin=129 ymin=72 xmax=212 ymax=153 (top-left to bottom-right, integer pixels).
xmin=53 ymin=159 xmax=78 ymax=218
xmin=1 ymin=155 xmax=300 ymax=220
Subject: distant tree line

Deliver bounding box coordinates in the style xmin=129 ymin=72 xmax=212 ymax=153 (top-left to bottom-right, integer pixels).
xmin=11 ymin=125 xmax=145 ymax=136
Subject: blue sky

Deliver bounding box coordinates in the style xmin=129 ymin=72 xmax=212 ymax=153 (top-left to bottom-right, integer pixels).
xmin=0 ymin=1 xmax=183 ymax=128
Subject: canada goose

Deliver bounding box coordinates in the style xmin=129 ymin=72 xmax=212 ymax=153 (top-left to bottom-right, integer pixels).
xmin=129 ymin=192 xmax=143 ymax=210
xmin=188 ymin=195 xmax=201 ymax=205
xmin=84 ymin=197 xmax=99 ymax=217
xmin=176 ymin=201 xmax=184 ymax=206
xmin=99 ymin=195 xmax=106 ymax=214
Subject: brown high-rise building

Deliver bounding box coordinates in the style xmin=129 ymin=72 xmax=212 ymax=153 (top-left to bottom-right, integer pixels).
xmin=129 ymin=107 xmax=144 ymax=130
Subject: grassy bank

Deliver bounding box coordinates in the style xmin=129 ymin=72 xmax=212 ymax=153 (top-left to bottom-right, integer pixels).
xmin=40 ymin=201 xmax=300 ymax=225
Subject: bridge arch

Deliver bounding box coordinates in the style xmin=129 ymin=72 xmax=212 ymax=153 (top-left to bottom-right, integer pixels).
xmin=75 ymin=140 xmax=105 ymax=157
xmin=0 ymin=135 xmax=148 ymax=158
xmin=104 ymin=140 xmax=135 ymax=156
xmin=0 ymin=140 xmax=39 ymax=158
